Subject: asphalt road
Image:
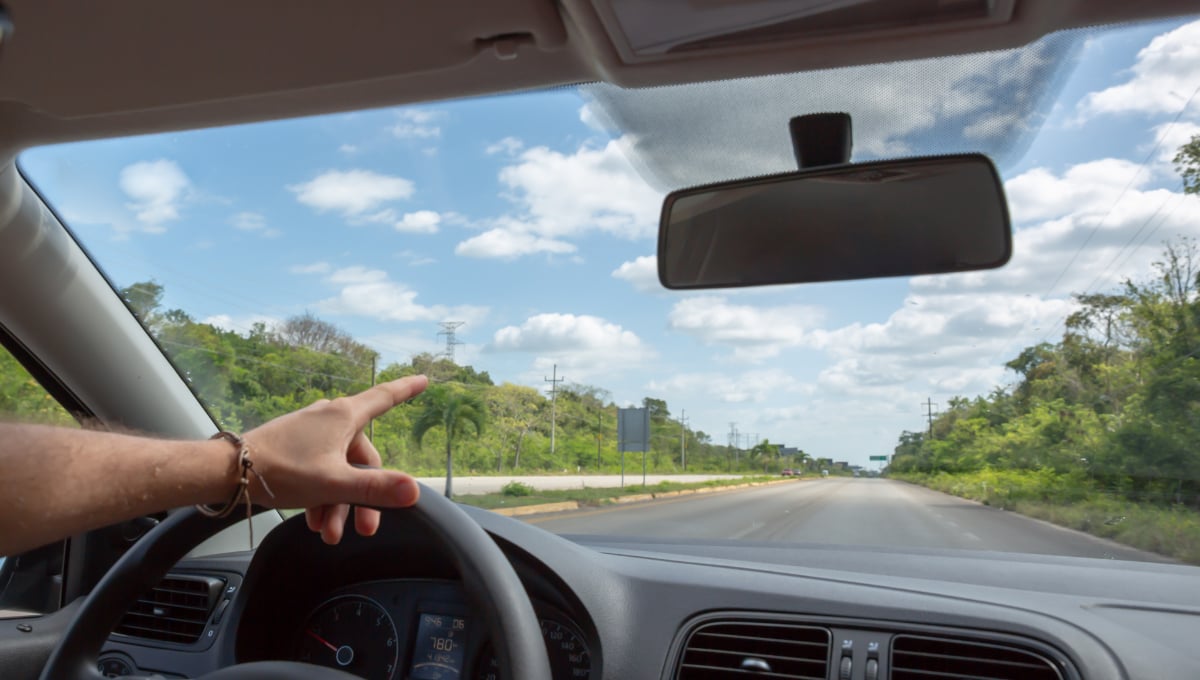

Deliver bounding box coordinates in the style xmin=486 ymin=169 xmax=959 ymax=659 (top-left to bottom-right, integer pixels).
xmin=531 ymin=477 xmax=1169 ymax=562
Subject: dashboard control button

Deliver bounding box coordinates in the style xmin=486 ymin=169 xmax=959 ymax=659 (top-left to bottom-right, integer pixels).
xmin=97 ymin=655 xmax=134 ymax=677
xmin=866 ymin=658 xmax=879 ymax=680
xmin=212 ymin=598 xmax=231 ymax=624
xmin=839 ymin=655 xmax=853 ymax=680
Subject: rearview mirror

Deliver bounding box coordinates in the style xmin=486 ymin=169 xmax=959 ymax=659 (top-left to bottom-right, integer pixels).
xmin=657 ymin=154 xmax=1011 ymax=289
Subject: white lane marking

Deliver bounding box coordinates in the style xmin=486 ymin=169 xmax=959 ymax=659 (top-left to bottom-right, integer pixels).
xmin=963 ymin=531 xmax=982 ymax=541
xmin=729 ymin=521 xmax=765 ymax=540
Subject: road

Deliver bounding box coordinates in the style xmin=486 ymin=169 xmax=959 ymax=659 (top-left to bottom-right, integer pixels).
xmin=414 ymin=474 xmax=745 ymax=495
xmin=531 ymin=477 xmax=1169 ymax=562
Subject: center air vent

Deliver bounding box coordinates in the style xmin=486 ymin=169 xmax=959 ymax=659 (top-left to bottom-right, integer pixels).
xmin=891 ymin=634 xmax=1063 ymax=680
xmin=114 ymin=574 xmax=225 ymax=645
xmin=677 ymin=620 xmax=831 ymax=680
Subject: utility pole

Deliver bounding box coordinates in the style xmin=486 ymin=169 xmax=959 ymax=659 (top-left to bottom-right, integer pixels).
xmin=596 ymin=411 xmax=602 ymax=470
xmin=437 ymin=321 xmax=465 ymax=363
xmin=680 ymin=409 xmax=688 ymax=472
xmin=728 ymin=422 xmax=738 ymax=465
xmin=545 ymin=364 xmax=564 ymax=457
xmin=368 ymin=354 xmax=377 ymax=442
xmin=924 ymin=397 xmax=937 ymax=438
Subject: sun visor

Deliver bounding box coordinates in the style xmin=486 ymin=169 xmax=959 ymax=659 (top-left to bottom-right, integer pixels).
xmin=595 ymin=0 xmax=1016 ymax=62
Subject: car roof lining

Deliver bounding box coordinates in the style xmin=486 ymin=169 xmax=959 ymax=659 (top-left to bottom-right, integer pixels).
xmin=0 ymin=0 xmax=1196 ymax=158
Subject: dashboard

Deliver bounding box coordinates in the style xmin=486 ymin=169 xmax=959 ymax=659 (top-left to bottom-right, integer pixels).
xmin=96 ymin=504 xmax=1200 ymax=679
xmin=289 ymin=579 xmax=591 ymax=680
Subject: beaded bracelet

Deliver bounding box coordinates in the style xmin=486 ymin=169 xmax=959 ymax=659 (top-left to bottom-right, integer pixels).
xmin=196 ymin=431 xmax=275 ymax=548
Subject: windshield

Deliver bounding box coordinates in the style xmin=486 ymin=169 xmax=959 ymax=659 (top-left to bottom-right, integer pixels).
xmin=18 ymin=16 xmax=1200 ymax=566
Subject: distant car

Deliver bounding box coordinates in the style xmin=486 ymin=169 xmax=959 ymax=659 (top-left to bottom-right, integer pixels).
xmin=781 ymin=469 xmax=796 ymax=477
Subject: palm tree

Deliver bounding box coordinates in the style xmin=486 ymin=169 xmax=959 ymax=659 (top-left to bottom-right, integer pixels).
xmin=412 ymin=385 xmax=487 ymax=497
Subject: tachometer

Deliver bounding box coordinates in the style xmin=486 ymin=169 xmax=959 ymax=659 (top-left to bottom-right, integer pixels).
xmin=297 ymin=595 xmax=399 ymax=680
xmin=475 ymin=618 xmax=592 ymax=680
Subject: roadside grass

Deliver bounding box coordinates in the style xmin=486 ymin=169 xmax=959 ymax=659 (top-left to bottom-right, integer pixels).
xmin=456 ymin=475 xmax=783 ymax=510
xmin=894 ymin=470 xmax=1200 ymax=565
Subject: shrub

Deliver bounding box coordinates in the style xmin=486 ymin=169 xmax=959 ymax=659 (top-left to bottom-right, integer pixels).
xmin=501 ymin=481 xmax=535 ymax=497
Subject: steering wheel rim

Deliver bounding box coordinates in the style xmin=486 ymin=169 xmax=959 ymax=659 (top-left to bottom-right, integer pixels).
xmin=39 ymin=484 xmax=552 ymax=680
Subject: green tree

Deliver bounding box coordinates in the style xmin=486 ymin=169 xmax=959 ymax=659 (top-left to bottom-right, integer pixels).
xmin=412 ymin=385 xmax=487 ymax=497
xmin=1173 ymin=132 xmax=1200 ymax=194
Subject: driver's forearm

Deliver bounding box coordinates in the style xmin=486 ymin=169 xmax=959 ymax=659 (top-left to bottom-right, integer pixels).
xmin=0 ymin=423 xmax=236 ymax=556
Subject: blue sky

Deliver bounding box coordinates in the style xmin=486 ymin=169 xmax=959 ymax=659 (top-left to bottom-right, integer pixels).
xmin=19 ymin=16 xmax=1200 ymax=466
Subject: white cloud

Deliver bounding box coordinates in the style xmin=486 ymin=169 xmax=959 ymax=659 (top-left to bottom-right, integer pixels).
xmin=485 ymin=137 xmax=523 ymax=155
xmin=647 ymin=370 xmax=810 ymax=405
xmin=790 ymin=149 xmax=1200 ymax=403
xmin=667 ymin=296 xmax=825 ymax=361
xmin=455 ymin=139 xmax=663 ymax=259
xmin=611 ymin=255 xmax=660 ymax=292
xmin=338 ymin=144 xmax=359 ymax=154
xmin=229 ymin=211 xmax=278 ymax=238
xmin=499 ymin=140 xmax=661 ymax=240
xmin=455 ymin=227 xmax=576 ymax=259
xmin=578 ymin=103 xmax=612 ymax=133
xmin=1079 ymin=20 xmax=1200 ymax=119
xmin=291 ymin=261 xmax=331 ymax=275
xmin=327 ymin=265 xmax=387 ymax=286
xmin=394 ymin=210 xmax=441 ymax=234
xmin=1003 ymin=158 xmax=1148 ymax=225
xmin=289 ymin=169 xmax=414 ymax=217
xmin=489 ymin=313 xmax=653 ymax=378
xmin=1149 ymin=120 xmax=1200 ymax=167
xmin=397 ymin=250 xmax=437 ymax=267
xmin=923 ymin=159 xmax=1200 ymax=298
xmin=315 ymin=266 xmax=487 ymax=324
xmin=119 ymin=159 xmax=191 ymax=232
xmin=391 ymin=109 xmax=443 ymax=139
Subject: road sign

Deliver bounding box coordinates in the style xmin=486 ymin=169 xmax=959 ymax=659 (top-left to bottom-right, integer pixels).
xmin=617 ymin=407 xmax=650 ymax=489
xmin=617 ymin=407 xmax=650 ymax=452
xmin=869 ymin=455 xmax=888 ymax=461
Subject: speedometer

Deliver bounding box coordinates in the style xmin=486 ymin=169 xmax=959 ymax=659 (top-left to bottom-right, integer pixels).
xmin=475 ymin=618 xmax=592 ymax=680
xmin=297 ymin=595 xmax=399 ymax=680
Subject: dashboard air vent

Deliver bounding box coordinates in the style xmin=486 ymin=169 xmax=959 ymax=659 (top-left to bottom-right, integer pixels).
xmin=891 ymin=634 xmax=1063 ymax=680
xmin=114 ymin=574 xmax=225 ymax=645
xmin=678 ymin=620 xmax=831 ymax=680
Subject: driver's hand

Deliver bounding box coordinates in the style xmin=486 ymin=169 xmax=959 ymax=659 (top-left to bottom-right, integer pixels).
xmin=241 ymin=375 xmax=427 ymax=544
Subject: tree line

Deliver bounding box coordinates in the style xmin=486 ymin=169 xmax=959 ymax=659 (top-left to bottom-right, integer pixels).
xmin=890 ymin=237 xmax=1200 ymax=505
xmin=889 ymin=137 xmax=1200 ymax=509
xmin=7 ymin=280 xmax=814 ymax=479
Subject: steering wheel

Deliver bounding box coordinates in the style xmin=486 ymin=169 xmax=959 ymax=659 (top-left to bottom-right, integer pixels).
xmin=39 ymin=485 xmax=552 ymax=680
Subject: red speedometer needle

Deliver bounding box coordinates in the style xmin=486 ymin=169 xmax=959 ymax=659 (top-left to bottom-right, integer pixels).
xmin=306 ymin=629 xmax=338 ymax=652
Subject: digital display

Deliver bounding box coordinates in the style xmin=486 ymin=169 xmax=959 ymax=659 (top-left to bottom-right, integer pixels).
xmin=409 ymin=612 xmax=468 ymax=680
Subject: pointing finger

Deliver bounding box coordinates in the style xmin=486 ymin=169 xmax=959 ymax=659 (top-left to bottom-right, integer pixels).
xmin=345 ymin=375 xmax=428 ymax=428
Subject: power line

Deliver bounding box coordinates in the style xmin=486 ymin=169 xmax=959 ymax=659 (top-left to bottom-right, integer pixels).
xmin=994 ymin=83 xmax=1200 ymax=363
xmin=680 ymin=409 xmax=688 ymax=472
xmin=1033 ymin=187 xmax=1190 ymax=348
xmin=1039 ymin=84 xmax=1200 ymax=303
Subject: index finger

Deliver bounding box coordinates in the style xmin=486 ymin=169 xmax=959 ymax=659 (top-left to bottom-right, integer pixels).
xmin=346 ymin=375 xmax=429 ymax=426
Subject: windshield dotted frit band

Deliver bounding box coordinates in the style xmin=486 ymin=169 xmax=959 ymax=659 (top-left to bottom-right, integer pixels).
xmin=195 ymin=430 xmax=275 ymax=548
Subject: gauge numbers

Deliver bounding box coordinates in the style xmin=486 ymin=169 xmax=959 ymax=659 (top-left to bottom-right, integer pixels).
xmin=476 ymin=618 xmax=591 ymax=680
xmin=297 ymin=595 xmax=398 ymax=680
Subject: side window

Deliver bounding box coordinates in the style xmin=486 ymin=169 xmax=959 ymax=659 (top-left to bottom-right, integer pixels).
xmin=0 ymin=348 xmax=75 ymax=617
